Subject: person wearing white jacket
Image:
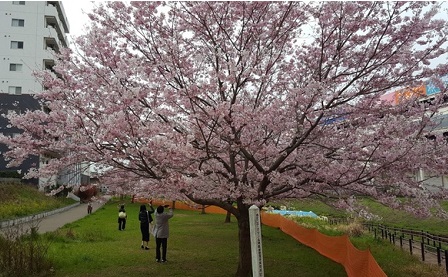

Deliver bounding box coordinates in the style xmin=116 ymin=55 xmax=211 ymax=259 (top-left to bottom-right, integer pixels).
xmin=154 ymin=205 xmax=174 ymax=263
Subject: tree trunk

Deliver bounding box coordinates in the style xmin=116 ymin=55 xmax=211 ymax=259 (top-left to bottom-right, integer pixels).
xmin=235 ymin=206 xmax=252 ymax=277
xmin=224 ymin=211 xmax=231 ymax=223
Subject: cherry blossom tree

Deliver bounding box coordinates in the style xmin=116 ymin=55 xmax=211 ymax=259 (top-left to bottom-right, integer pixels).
xmin=2 ymin=2 xmax=448 ymax=276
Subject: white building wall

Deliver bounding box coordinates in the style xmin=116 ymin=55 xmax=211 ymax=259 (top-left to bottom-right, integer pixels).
xmin=418 ymin=170 xmax=448 ymax=191
xmin=0 ymin=1 xmax=69 ymax=95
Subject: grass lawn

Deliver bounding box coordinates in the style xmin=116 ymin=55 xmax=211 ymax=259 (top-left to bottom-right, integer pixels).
xmin=44 ymin=200 xmax=346 ymax=277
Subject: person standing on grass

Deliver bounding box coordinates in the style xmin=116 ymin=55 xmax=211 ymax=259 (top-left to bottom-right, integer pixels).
xmin=118 ymin=205 xmax=127 ymax=231
xmin=154 ymin=205 xmax=174 ymax=263
xmin=139 ymin=202 xmax=155 ymax=250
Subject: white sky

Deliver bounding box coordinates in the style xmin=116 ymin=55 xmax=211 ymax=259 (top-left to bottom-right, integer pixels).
xmin=61 ymin=1 xmax=97 ymax=39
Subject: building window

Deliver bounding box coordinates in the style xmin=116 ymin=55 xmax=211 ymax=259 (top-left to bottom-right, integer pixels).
xmin=9 ymin=63 xmax=23 ymax=71
xmin=12 ymin=1 xmax=25 ymax=5
xmin=8 ymin=86 xmax=22 ymax=95
xmin=11 ymin=19 xmax=25 ymax=27
xmin=10 ymin=41 xmax=24 ymax=49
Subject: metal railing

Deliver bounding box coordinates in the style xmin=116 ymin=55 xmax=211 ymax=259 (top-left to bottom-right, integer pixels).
xmin=363 ymin=222 xmax=448 ymax=273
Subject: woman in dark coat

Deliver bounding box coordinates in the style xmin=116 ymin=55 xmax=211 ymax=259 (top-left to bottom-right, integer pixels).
xmin=138 ymin=203 xmax=154 ymax=250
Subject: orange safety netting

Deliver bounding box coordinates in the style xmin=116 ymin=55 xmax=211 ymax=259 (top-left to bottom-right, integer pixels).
xmin=138 ymin=199 xmax=386 ymax=277
xmin=143 ymin=199 xmax=228 ymax=214
xmin=261 ymin=213 xmax=386 ymax=277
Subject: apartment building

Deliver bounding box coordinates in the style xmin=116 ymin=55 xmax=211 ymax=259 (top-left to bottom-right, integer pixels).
xmin=0 ymin=1 xmax=84 ymax=191
xmin=0 ymin=1 xmax=69 ymax=95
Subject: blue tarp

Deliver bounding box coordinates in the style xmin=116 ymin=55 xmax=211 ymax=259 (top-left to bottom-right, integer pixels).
xmin=271 ymin=210 xmax=318 ymax=218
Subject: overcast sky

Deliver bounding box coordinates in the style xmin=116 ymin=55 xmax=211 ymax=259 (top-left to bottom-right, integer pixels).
xmin=61 ymin=1 xmax=96 ymax=39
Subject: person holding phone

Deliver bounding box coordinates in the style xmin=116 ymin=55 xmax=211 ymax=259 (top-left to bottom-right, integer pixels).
xmin=154 ymin=205 xmax=174 ymax=263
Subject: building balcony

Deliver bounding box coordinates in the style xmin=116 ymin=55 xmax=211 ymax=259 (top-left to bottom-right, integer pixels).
xmin=45 ymin=16 xmax=68 ymax=47
xmin=44 ymin=37 xmax=61 ymax=53
xmin=47 ymin=1 xmax=70 ymax=34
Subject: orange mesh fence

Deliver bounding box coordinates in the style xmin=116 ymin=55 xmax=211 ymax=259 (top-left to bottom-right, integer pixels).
xmin=136 ymin=199 xmax=386 ymax=277
xmin=262 ymin=213 xmax=386 ymax=277
xmin=136 ymin=199 xmax=228 ymax=214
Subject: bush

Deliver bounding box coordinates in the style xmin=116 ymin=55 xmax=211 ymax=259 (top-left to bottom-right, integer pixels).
xmin=0 ymin=223 xmax=53 ymax=277
xmin=337 ymin=221 xmax=366 ymax=237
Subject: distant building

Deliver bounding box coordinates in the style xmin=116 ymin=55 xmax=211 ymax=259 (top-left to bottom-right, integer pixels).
xmin=380 ymin=76 xmax=448 ymax=190
xmin=0 ymin=1 xmax=77 ymax=191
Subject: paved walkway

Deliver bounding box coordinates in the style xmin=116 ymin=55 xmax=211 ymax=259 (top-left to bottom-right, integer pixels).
xmin=35 ymin=200 xmax=105 ymax=234
xmin=0 ymin=199 xmax=107 ymax=237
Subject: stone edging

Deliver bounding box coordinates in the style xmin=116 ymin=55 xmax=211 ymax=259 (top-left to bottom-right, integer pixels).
xmin=0 ymin=202 xmax=80 ymax=229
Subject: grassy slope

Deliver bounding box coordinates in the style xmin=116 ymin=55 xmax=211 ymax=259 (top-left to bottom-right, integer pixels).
xmin=0 ymin=182 xmax=75 ymax=221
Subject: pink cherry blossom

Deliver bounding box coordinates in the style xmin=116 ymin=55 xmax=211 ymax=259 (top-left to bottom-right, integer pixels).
xmin=1 ymin=2 xmax=448 ymax=276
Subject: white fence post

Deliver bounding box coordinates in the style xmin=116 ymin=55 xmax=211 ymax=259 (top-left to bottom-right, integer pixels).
xmin=249 ymin=205 xmax=264 ymax=277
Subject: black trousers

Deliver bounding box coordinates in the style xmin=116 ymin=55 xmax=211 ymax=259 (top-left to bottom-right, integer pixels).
xmin=156 ymin=237 xmax=168 ymax=261
xmin=118 ymin=218 xmax=126 ymax=230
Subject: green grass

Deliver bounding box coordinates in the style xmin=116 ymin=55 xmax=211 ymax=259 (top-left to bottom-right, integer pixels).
xmin=43 ymin=200 xmax=346 ymax=277
xmin=0 ymin=182 xmax=76 ymax=220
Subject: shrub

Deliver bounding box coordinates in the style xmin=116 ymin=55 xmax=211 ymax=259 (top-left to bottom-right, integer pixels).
xmin=0 ymin=223 xmax=53 ymax=276
xmin=337 ymin=221 xmax=366 ymax=237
